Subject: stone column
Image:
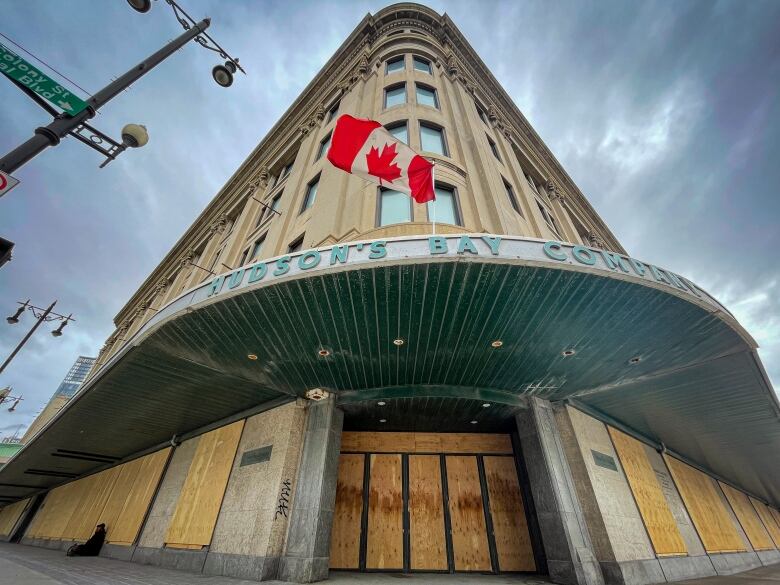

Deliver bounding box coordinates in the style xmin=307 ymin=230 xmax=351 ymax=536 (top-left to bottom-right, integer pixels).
xmin=279 ymin=395 xmax=343 ymax=583
xmin=516 ymin=397 xmax=604 ymax=585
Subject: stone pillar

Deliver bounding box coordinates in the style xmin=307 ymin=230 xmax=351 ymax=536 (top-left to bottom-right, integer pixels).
xmin=279 ymin=396 xmax=343 ymax=583
xmin=516 ymin=397 xmax=604 ymax=585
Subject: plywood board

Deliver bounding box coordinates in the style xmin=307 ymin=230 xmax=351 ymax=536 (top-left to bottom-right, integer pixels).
xmin=0 ymin=499 xmax=29 ymax=537
xmin=608 ymin=428 xmax=687 ymax=556
xmin=750 ymin=498 xmax=780 ymax=548
xmin=664 ymin=456 xmax=745 ymax=553
xmin=719 ymin=483 xmax=774 ymax=551
xmin=110 ymin=448 xmax=170 ymax=545
xmin=409 ymin=455 xmax=447 ymax=570
xmin=446 ymin=455 xmax=491 ymax=571
xmin=366 ymin=454 xmax=403 ymax=569
xmin=74 ymin=467 xmax=120 ymax=540
xmin=341 ymin=432 xmax=512 ymax=454
xmin=484 ymin=456 xmax=535 ymax=571
xmin=165 ymin=420 xmax=244 ymax=547
xmin=329 ymin=454 xmax=365 ymax=569
xmin=99 ymin=457 xmax=143 ymax=538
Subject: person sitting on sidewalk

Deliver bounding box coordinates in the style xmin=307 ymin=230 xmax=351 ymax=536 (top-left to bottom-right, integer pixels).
xmin=66 ymin=523 xmax=106 ymax=557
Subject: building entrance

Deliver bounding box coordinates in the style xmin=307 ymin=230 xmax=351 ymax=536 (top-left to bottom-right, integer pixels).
xmin=329 ymin=432 xmax=537 ymax=574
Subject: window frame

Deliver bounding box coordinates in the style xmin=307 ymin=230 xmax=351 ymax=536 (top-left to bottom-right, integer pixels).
xmin=503 ymin=178 xmax=522 ymax=217
xmin=248 ymin=234 xmax=266 ymax=262
xmin=415 ymin=83 xmax=439 ymax=109
xmin=385 ymin=120 xmax=409 ymax=145
xmin=384 ymin=83 xmax=407 ymax=109
xmin=327 ymin=101 xmax=340 ymax=123
xmin=288 ymin=235 xmax=304 ymax=253
xmin=317 ymin=132 xmax=332 ymax=160
xmin=385 ymin=55 xmax=405 ymax=74
xmin=487 ymin=134 xmax=501 ymax=162
xmin=426 ymin=183 xmax=463 ymax=226
xmin=376 ymin=186 xmax=414 ymax=227
xmin=419 ymin=121 xmax=449 ymax=156
xmin=300 ymin=174 xmax=320 ymax=213
xmin=536 ymin=198 xmax=562 ymax=238
xmin=413 ymin=55 xmax=432 ymax=74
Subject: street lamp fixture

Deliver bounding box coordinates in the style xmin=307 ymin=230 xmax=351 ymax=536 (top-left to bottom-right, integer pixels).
xmin=121 ymin=124 xmax=149 ymax=148
xmin=212 ymin=60 xmax=238 ymax=88
xmin=127 ymin=0 xmax=152 ymax=13
xmin=1 ymin=301 xmax=75 ymax=375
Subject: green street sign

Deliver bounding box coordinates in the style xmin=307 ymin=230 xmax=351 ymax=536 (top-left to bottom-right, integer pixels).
xmin=0 ymin=43 xmax=89 ymax=115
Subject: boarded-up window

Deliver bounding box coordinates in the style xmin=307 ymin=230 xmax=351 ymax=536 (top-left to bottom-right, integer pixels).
xmin=608 ymin=427 xmax=687 ymax=556
xmin=719 ymin=482 xmax=774 ymax=551
xmin=664 ymin=456 xmax=745 ymax=553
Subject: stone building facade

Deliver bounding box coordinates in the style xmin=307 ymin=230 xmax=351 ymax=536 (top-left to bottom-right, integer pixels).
xmin=1 ymin=4 xmax=778 ymax=585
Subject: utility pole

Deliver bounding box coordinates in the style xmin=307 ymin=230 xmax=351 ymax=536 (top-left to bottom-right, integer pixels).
xmin=0 ymin=20 xmax=210 ymax=174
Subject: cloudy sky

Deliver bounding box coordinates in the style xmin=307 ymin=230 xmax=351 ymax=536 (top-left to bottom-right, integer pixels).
xmin=0 ymin=0 xmax=778 ymax=437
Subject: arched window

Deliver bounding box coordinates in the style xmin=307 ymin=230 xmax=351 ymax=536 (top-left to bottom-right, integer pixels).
xmin=419 ymin=122 xmax=448 ymax=156
xmin=413 ymin=56 xmax=432 ymax=74
xmin=385 ymin=121 xmax=408 ymax=144
xmin=427 ymin=185 xmax=461 ymax=226
xmin=386 ymin=55 xmax=405 ymax=74
xmin=384 ymin=83 xmax=407 ymax=108
xmin=415 ymin=83 xmax=439 ymax=109
xmin=378 ymin=188 xmax=412 ymax=226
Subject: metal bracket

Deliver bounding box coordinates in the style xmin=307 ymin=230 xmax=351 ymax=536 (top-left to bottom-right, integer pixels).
xmin=67 ymin=123 xmax=126 ymax=168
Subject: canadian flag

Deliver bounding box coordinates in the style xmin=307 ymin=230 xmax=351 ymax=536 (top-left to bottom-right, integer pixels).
xmin=327 ymin=114 xmax=435 ymax=203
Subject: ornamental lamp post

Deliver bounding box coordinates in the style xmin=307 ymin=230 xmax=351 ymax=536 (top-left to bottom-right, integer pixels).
xmin=0 ymin=300 xmax=74 ymax=375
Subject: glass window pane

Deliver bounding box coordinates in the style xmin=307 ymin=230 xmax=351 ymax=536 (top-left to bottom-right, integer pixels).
xmin=387 ymin=123 xmax=408 ymax=144
xmin=385 ymin=85 xmax=406 ymax=108
xmin=416 ymin=85 xmax=437 ymax=108
xmin=380 ymin=189 xmax=411 ymax=226
xmin=250 ymin=238 xmax=265 ymax=260
xmin=428 ymin=187 xmax=458 ymax=225
xmin=270 ymin=196 xmax=281 ymax=212
xmin=386 ymin=57 xmax=405 ymax=73
xmin=413 ymin=56 xmax=431 ymax=74
xmin=304 ymin=179 xmax=318 ymax=210
xmin=420 ymin=124 xmax=445 ymax=155
xmin=318 ymin=134 xmax=331 ymax=159
xmin=328 ymin=101 xmax=339 ymax=122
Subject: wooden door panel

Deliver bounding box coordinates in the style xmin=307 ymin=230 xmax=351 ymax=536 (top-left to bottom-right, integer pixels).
xmin=446 ymin=455 xmax=491 ymax=571
xmin=409 ymin=455 xmax=447 ymax=570
xmin=330 ymin=454 xmax=364 ymax=569
xmin=366 ymin=454 xmax=403 ymax=569
xmin=484 ymin=456 xmax=535 ymax=571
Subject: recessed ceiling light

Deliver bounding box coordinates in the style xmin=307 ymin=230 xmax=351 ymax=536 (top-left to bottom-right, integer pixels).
xmin=318 ymin=348 xmax=330 ymax=357
xmin=393 ymin=338 xmax=404 ymax=346
xmin=629 ymin=356 xmax=641 ymax=364
xmin=377 ymin=401 xmax=386 ymax=406
xmin=491 ymin=340 xmax=503 ymax=348
xmin=470 ymin=420 xmax=478 ymax=424
xmin=562 ymin=349 xmax=576 ymax=357
xmin=247 ymin=353 xmax=258 ymax=360
xmin=482 ymin=403 xmax=491 ymax=408
xmin=379 ymin=418 xmax=387 ymax=423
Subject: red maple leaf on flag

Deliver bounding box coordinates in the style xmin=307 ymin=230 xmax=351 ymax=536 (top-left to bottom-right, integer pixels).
xmin=366 ymin=142 xmax=402 ymax=184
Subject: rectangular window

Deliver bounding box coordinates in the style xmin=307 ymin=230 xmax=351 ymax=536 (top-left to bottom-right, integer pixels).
xmin=386 ymin=122 xmax=408 ymax=145
xmin=288 ymin=236 xmax=304 ymax=253
xmin=537 ymin=200 xmax=561 ymax=237
xmin=239 ymin=249 xmax=249 ymax=266
xmin=386 ymin=56 xmax=405 ymax=74
xmin=526 ymin=174 xmax=538 ymax=194
xmin=301 ymin=175 xmax=319 ymax=212
xmin=427 ymin=185 xmax=460 ymax=225
xmin=327 ymin=101 xmax=340 ymax=123
xmin=420 ymin=123 xmax=447 ymax=155
xmin=317 ymin=133 xmax=332 ymax=160
xmin=270 ymin=194 xmax=281 ymax=214
xmin=379 ymin=188 xmax=412 ymax=226
xmin=277 ymin=161 xmax=294 ymax=184
xmin=256 ymin=193 xmax=282 ymax=227
xmin=488 ymin=135 xmax=501 ymax=161
xmin=249 ymin=236 xmax=266 ymax=261
xmin=384 ymin=84 xmax=406 ymax=108
xmin=503 ymin=179 xmax=522 ymax=216
xmin=413 ymin=56 xmax=432 ymax=74
xmin=476 ymin=104 xmax=489 ymax=126
xmin=416 ymin=84 xmax=438 ymax=108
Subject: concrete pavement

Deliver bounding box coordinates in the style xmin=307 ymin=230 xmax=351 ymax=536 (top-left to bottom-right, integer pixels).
xmin=0 ymin=542 xmax=778 ymax=585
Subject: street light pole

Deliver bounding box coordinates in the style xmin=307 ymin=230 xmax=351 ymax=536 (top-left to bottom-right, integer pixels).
xmin=0 ymin=301 xmax=55 ymax=375
xmin=0 ymin=18 xmax=210 ymax=174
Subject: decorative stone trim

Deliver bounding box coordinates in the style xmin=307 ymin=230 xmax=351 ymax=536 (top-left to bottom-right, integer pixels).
xmin=546 ymin=180 xmax=565 ymax=203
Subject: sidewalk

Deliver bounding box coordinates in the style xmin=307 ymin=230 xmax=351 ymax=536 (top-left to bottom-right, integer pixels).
xmin=0 ymin=542 xmax=778 ymax=585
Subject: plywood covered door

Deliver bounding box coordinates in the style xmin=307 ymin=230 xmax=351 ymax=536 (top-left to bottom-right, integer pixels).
xmin=409 ymin=455 xmax=447 ymax=570
xmin=484 ymin=456 xmax=535 ymax=571
xmin=446 ymin=455 xmax=491 ymax=571
xmin=329 ymin=454 xmax=364 ymax=569
xmin=366 ymin=454 xmax=403 ymax=569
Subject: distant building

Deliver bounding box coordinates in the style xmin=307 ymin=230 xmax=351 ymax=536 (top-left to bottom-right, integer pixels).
xmin=0 ymin=441 xmax=22 ymax=466
xmin=20 ymin=356 xmax=95 ymax=443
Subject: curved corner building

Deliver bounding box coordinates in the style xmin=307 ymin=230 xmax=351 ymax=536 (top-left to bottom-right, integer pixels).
xmin=1 ymin=4 xmax=779 ymax=584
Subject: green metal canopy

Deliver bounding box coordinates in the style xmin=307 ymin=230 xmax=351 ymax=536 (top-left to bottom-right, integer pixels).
xmin=1 ymin=235 xmax=778 ymax=508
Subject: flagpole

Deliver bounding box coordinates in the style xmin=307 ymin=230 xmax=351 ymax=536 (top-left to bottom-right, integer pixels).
xmin=431 ymin=163 xmax=436 ymax=235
